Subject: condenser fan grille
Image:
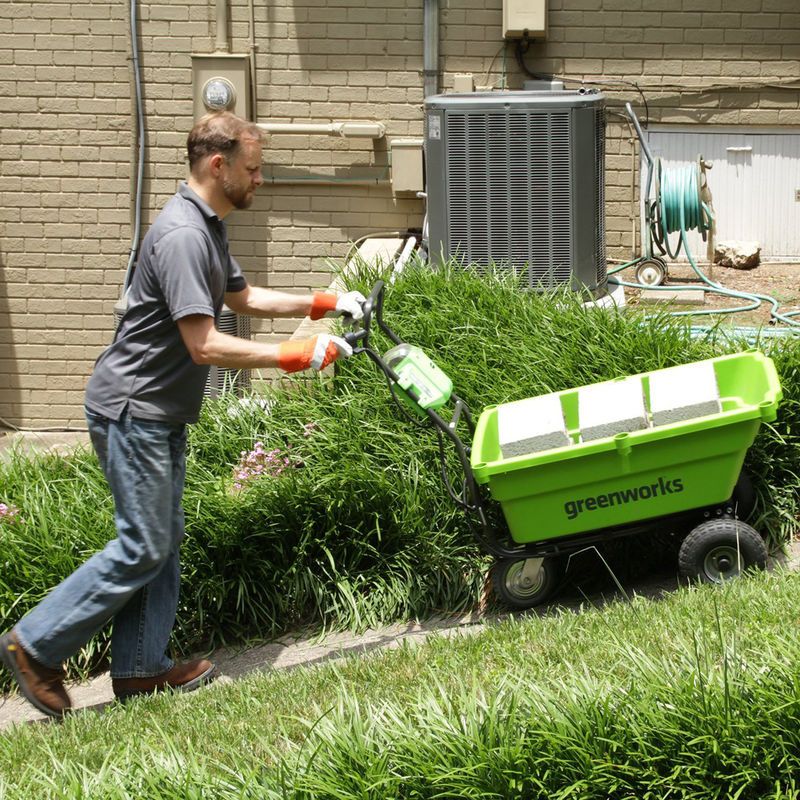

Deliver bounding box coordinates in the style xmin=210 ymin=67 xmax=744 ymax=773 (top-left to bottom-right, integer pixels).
xmin=446 ymin=110 xmax=572 ymax=286
xmin=594 ymin=107 xmax=607 ymax=286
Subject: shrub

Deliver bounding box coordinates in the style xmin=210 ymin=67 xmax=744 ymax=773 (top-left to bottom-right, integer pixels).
xmin=1 ymin=264 xmax=798 ymax=689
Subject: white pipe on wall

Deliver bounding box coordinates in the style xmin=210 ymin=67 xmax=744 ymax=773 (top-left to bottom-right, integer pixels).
xmin=257 ymin=122 xmax=386 ymax=139
xmin=261 ymin=172 xmax=390 ymax=186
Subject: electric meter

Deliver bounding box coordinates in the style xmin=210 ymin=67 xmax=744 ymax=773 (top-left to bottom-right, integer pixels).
xmin=201 ymin=77 xmax=236 ymax=111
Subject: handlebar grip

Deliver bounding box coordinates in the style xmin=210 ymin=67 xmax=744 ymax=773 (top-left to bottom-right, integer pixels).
xmin=362 ymin=280 xmax=385 ymax=326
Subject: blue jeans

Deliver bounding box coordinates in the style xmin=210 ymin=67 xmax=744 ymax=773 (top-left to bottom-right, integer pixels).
xmin=15 ymin=410 xmax=187 ymax=678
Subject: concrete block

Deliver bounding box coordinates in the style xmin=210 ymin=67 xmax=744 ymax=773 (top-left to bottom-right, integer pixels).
xmin=649 ymin=361 xmax=721 ymax=426
xmin=579 ymin=376 xmax=649 ymax=442
xmin=639 ymin=289 xmax=706 ymax=305
xmin=497 ymin=393 xmax=570 ymax=459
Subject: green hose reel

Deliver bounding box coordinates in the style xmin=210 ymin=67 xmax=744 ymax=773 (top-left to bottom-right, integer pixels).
xmin=614 ymin=103 xmax=800 ymax=329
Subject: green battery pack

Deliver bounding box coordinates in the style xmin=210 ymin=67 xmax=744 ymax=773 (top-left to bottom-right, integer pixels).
xmin=384 ymin=344 xmax=453 ymax=411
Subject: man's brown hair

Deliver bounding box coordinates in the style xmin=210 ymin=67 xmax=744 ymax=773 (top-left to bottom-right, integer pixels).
xmin=187 ymin=112 xmax=263 ymax=173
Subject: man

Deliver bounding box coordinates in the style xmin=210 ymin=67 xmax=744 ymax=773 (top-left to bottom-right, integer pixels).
xmin=0 ymin=112 xmax=364 ymax=718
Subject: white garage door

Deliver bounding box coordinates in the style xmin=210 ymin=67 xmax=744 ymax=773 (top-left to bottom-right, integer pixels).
xmin=644 ymin=127 xmax=800 ymax=261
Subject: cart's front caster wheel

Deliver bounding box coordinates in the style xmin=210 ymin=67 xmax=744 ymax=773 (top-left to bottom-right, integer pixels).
xmin=492 ymin=557 xmax=561 ymax=609
xmin=678 ymin=519 xmax=767 ymax=584
xmin=634 ymin=257 xmax=668 ymax=287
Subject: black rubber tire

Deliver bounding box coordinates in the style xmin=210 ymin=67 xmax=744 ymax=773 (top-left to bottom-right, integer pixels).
xmin=678 ymin=519 xmax=767 ymax=584
xmin=492 ymin=556 xmax=562 ymax=609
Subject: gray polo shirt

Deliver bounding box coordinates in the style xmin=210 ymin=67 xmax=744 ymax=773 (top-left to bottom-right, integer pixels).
xmin=85 ymin=182 xmax=247 ymax=424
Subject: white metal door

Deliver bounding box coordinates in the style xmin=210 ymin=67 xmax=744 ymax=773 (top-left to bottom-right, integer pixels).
xmin=644 ymin=128 xmax=800 ymax=261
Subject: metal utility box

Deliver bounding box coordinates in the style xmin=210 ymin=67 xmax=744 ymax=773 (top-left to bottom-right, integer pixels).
xmin=503 ymin=0 xmax=547 ymax=39
xmin=424 ymin=89 xmax=606 ymax=294
xmin=390 ymin=138 xmax=424 ymax=194
xmin=191 ymin=53 xmax=251 ymax=120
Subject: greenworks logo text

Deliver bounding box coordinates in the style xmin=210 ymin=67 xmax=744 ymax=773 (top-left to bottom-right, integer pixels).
xmin=564 ymin=477 xmax=684 ymax=520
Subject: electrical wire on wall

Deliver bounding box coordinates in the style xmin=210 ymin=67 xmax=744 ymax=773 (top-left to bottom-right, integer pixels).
xmin=514 ymin=35 xmax=651 ymax=127
xmin=480 ymin=42 xmax=509 ymax=90
xmin=513 ymin=36 xmax=552 ymax=82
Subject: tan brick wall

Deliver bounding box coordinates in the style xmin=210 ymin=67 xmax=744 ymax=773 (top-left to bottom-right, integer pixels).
xmin=1 ymin=0 xmax=797 ymax=425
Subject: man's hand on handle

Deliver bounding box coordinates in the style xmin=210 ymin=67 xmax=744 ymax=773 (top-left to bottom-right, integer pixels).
xmin=278 ymin=334 xmax=353 ymax=373
xmin=309 ymin=291 xmax=366 ymax=322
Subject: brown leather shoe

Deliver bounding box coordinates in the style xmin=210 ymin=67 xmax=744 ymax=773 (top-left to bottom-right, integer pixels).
xmin=0 ymin=630 xmax=72 ymax=719
xmin=112 ymin=658 xmax=216 ymax=701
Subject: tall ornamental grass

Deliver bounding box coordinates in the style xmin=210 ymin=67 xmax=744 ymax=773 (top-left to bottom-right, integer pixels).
xmin=1 ymin=264 xmax=798 ymax=690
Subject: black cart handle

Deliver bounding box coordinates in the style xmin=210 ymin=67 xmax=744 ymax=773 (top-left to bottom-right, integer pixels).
xmin=343 ymin=280 xmax=403 ymax=352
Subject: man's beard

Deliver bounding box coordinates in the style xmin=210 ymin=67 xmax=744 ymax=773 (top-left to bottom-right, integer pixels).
xmin=223 ymin=178 xmax=254 ymax=209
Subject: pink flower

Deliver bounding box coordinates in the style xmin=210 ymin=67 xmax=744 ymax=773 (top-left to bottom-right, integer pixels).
xmin=0 ymin=503 xmax=22 ymax=524
xmin=230 ymin=438 xmax=299 ymax=491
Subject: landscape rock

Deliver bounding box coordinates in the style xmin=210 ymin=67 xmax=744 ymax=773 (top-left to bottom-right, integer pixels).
xmin=713 ymin=240 xmax=761 ymax=270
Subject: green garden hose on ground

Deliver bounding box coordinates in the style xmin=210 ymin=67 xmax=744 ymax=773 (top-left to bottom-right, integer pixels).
xmin=611 ymin=104 xmax=800 ymax=334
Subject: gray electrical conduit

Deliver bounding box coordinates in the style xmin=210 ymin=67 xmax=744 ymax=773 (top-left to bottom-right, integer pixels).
xmin=423 ymin=0 xmax=439 ymax=98
xmin=248 ymin=0 xmax=258 ymax=116
xmin=122 ymin=0 xmax=145 ymax=295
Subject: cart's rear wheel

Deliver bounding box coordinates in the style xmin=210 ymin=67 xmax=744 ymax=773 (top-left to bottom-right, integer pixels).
xmin=492 ymin=557 xmax=561 ymax=609
xmin=678 ymin=519 xmax=767 ymax=584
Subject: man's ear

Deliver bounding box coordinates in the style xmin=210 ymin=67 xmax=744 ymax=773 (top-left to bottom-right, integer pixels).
xmin=208 ymin=153 xmax=225 ymax=176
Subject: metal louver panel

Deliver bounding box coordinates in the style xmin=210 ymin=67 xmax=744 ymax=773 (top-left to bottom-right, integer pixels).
xmin=446 ymin=110 xmax=572 ymax=286
xmin=595 ymin=107 xmax=607 ymax=286
xmin=206 ymin=309 xmax=251 ymax=398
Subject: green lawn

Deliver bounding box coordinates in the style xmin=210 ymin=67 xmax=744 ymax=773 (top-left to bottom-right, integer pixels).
xmin=2 ymin=568 xmax=800 ymax=798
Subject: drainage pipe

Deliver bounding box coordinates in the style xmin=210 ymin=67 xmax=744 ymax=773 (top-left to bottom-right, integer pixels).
xmin=216 ymin=0 xmax=229 ymax=53
xmin=423 ymin=0 xmax=440 ymax=98
xmin=389 ymin=235 xmax=419 ymax=283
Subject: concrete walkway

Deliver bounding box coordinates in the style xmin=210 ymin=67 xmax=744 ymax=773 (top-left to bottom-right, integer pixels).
xmin=0 ymin=429 xmax=91 ymax=460
xmin=0 ymin=613 xmax=486 ymax=729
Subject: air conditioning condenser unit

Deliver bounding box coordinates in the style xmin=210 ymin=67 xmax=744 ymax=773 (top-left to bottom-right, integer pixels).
xmin=424 ymin=89 xmax=607 ymax=295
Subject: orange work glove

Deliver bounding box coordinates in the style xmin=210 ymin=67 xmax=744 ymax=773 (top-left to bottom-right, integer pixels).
xmin=309 ymin=291 xmax=366 ymax=321
xmin=277 ymin=334 xmax=353 ymax=373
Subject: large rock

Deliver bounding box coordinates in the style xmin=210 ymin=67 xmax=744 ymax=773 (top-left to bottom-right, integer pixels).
xmin=713 ymin=240 xmax=761 ymax=269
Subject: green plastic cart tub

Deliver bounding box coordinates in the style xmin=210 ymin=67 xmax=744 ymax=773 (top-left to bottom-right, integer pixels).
xmin=470 ymin=350 xmax=782 ymax=543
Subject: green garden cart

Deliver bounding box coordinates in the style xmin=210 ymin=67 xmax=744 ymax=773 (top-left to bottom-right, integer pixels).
xmin=346 ymin=281 xmax=783 ymax=608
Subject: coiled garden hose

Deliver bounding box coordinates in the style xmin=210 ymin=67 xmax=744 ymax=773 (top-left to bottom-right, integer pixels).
xmin=608 ymin=156 xmax=800 ymax=331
